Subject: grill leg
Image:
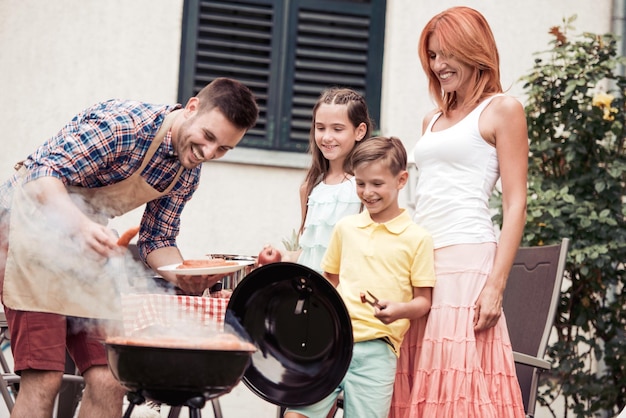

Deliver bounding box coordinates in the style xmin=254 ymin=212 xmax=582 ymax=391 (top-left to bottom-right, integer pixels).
xmin=122 ymin=403 xmax=135 ymax=418
xmin=122 ymin=392 xmax=145 ymax=418
xmin=168 ymin=405 xmax=182 ymax=417
xmin=211 ymin=398 xmax=223 ymax=418
xmin=186 ymin=396 xmax=205 ymax=418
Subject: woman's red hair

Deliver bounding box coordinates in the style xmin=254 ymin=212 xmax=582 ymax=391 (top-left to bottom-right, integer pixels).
xmin=418 ymin=6 xmax=503 ymax=115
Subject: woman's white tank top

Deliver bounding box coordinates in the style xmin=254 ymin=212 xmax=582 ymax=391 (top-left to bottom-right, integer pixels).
xmin=412 ymin=95 xmax=501 ymax=249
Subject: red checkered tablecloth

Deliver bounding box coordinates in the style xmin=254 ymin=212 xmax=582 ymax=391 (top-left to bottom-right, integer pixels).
xmin=120 ymin=293 xmax=229 ymax=335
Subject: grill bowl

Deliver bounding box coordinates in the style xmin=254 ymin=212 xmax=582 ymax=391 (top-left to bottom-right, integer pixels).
xmin=105 ymin=341 xmax=253 ymax=405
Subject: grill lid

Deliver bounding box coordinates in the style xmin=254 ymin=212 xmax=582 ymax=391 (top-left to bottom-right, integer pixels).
xmin=226 ymin=262 xmax=353 ymax=407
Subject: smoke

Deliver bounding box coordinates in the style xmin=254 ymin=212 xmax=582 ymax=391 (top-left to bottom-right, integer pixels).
xmin=0 ymin=178 xmax=254 ymax=351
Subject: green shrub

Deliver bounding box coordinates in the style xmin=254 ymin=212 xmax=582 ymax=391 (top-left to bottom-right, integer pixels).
xmin=493 ymin=16 xmax=626 ymax=417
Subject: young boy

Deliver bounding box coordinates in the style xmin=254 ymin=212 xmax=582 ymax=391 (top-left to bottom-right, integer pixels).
xmin=284 ymin=136 xmax=436 ymax=418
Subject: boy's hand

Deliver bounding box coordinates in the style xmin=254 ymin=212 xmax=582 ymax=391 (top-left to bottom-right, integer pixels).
xmin=374 ymin=300 xmax=402 ymax=325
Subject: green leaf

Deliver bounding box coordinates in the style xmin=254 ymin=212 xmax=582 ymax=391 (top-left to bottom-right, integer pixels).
xmin=594 ymin=182 xmax=606 ymax=193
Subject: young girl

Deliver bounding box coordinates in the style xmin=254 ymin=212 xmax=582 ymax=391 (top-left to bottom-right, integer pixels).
xmin=296 ymin=87 xmax=373 ymax=273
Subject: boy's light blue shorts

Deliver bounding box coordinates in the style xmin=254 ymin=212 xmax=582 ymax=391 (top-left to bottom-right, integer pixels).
xmin=285 ymin=338 xmax=397 ymax=418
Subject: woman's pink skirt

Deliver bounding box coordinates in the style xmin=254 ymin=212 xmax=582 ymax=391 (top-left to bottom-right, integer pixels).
xmin=390 ymin=243 xmax=525 ymax=418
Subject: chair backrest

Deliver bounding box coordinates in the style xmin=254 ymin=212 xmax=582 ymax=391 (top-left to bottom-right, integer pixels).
xmin=502 ymin=238 xmax=569 ymax=415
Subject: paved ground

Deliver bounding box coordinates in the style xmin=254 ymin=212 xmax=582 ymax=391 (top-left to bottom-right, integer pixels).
xmin=0 ymin=381 xmax=283 ymax=418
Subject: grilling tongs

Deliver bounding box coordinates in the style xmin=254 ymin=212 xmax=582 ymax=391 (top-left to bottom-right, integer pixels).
xmin=360 ymin=290 xmax=384 ymax=309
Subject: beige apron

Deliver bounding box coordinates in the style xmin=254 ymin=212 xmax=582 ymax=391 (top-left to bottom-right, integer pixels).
xmin=3 ymin=110 xmax=183 ymax=319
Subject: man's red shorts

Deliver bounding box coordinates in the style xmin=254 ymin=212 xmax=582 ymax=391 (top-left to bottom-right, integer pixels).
xmin=4 ymin=307 xmax=107 ymax=374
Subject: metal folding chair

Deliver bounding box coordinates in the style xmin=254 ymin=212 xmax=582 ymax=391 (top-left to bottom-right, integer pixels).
xmin=502 ymin=238 xmax=570 ymax=417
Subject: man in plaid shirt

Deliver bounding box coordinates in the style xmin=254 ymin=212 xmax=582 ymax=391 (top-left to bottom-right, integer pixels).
xmin=0 ymin=77 xmax=258 ymax=417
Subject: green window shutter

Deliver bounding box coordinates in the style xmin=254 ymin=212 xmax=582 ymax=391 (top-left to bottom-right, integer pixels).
xmin=179 ymin=0 xmax=279 ymax=147
xmin=179 ymin=0 xmax=386 ymax=153
xmin=280 ymin=0 xmax=385 ymax=152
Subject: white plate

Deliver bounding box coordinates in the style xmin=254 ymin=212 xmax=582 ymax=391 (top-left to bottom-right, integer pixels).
xmin=157 ymin=260 xmax=255 ymax=275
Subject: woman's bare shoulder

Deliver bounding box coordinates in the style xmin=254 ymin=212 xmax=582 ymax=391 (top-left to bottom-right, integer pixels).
xmin=481 ymin=95 xmax=527 ymax=145
xmin=489 ymin=95 xmax=524 ymax=114
xmin=482 ymin=95 xmax=525 ymax=128
xmin=421 ymin=108 xmax=441 ymax=133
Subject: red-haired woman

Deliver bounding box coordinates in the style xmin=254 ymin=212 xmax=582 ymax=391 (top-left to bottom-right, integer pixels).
xmin=391 ymin=6 xmax=527 ymax=418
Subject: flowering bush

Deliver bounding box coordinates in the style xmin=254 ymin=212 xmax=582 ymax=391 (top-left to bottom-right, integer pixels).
xmin=592 ymin=92 xmax=618 ymax=121
xmin=493 ymin=16 xmax=626 ymax=417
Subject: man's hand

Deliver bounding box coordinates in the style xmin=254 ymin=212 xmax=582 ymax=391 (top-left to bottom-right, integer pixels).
xmin=174 ymin=273 xmax=227 ymax=296
xmin=23 ymin=176 xmax=119 ymax=259
xmin=80 ymin=220 xmax=120 ymax=258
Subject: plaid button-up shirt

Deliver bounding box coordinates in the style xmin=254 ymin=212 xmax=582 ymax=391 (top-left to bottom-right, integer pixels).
xmin=0 ymin=99 xmax=201 ymax=258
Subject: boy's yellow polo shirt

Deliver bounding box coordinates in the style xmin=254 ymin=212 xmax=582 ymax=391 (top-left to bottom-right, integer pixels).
xmin=321 ymin=209 xmax=436 ymax=355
